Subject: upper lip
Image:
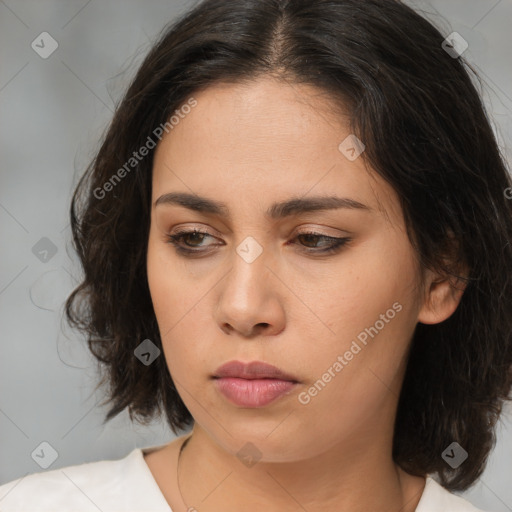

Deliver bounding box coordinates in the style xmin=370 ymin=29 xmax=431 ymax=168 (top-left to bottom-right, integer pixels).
xmin=213 ymin=360 xmax=299 ymax=382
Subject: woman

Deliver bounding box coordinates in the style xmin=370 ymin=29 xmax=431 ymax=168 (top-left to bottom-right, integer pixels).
xmin=1 ymin=0 xmax=511 ymax=511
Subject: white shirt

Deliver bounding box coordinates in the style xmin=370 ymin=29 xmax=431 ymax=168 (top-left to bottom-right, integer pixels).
xmin=0 ymin=445 xmax=487 ymax=511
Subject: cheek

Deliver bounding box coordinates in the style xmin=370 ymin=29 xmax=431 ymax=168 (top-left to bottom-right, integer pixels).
xmin=294 ymin=309 xmax=412 ymax=439
xmin=147 ymin=241 xmax=173 ymax=322
xmin=147 ymin=237 xmax=189 ymax=360
xmin=146 ymin=237 xmax=210 ymax=379
xmin=294 ymin=235 xmax=418 ymax=346
xmin=292 ymin=237 xmax=418 ymax=405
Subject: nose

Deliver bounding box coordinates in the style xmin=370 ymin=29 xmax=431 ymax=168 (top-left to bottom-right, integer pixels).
xmin=214 ymin=246 xmax=286 ymax=338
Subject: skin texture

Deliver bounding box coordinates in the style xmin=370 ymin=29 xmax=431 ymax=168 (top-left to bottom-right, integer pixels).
xmin=144 ymin=76 xmax=466 ymax=512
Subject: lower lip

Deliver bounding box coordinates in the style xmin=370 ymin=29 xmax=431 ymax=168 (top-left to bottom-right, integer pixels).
xmin=214 ymin=377 xmax=297 ymax=407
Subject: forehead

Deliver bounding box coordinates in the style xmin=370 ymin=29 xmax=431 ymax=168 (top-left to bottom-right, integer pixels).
xmin=157 ymin=77 xmax=349 ymax=162
xmin=151 ymin=77 xmax=400 ymax=224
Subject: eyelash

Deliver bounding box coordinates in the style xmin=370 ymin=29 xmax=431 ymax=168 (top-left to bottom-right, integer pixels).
xmin=165 ymin=228 xmax=351 ymax=256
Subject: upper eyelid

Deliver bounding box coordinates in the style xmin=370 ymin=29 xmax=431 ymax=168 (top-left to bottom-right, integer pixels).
xmin=169 ymin=228 xmax=346 ymax=251
xmin=170 ymin=227 xmax=344 ymax=239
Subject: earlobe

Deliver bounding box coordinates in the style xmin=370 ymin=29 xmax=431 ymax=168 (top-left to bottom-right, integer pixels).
xmin=417 ymin=271 xmax=468 ymax=325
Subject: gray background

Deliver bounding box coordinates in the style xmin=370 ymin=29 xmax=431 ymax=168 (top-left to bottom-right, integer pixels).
xmin=1 ymin=0 xmax=511 ymax=510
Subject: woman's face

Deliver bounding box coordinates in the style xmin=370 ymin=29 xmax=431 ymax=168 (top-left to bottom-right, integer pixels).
xmin=146 ymin=76 xmax=456 ymax=462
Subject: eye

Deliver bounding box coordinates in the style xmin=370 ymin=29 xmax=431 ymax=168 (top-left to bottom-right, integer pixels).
xmin=291 ymin=231 xmax=352 ymax=255
xmin=166 ymin=228 xmax=217 ymax=254
xmin=166 ymin=228 xmax=351 ymax=256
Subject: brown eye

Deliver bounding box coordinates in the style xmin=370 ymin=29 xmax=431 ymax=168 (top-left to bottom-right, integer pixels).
xmin=166 ymin=229 xmax=351 ymax=257
xmin=293 ymin=231 xmax=352 ymax=254
xmin=166 ymin=229 xmax=218 ymax=254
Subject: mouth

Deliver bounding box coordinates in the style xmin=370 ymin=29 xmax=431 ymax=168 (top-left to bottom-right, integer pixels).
xmin=212 ymin=360 xmax=300 ymax=408
xmin=212 ymin=360 xmax=299 ymax=381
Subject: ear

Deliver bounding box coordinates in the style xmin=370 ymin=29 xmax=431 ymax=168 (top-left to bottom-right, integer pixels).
xmin=417 ymin=264 xmax=469 ymax=325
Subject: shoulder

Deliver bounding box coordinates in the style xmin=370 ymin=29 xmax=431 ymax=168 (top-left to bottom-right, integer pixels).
xmin=416 ymin=476 xmax=490 ymax=512
xmin=0 ymin=447 xmax=172 ymax=512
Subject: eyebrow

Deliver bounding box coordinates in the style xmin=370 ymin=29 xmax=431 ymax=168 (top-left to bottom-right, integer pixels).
xmin=154 ymin=192 xmax=372 ymax=219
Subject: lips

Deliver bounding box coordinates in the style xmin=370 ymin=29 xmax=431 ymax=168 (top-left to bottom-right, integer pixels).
xmin=212 ymin=360 xmax=299 ymax=407
xmin=212 ymin=360 xmax=299 ymax=382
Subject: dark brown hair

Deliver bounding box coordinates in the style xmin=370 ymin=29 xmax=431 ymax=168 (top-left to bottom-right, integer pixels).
xmin=65 ymin=0 xmax=512 ymax=491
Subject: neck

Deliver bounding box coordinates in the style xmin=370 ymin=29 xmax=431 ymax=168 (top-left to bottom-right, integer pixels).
xmin=176 ymin=426 xmax=425 ymax=512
